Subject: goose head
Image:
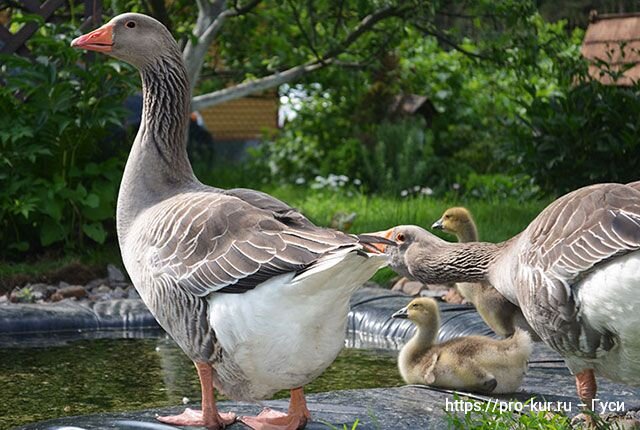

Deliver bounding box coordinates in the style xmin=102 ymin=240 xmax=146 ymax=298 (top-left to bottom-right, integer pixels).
xmin=392 ymin=297 xmax=439 ymax=328
xmin=71 ymin=13 xmax=179 ymax=69
xmin=432 ymin=207 xmax=477 ymax=242
xmin=371 ymin=225 xmax=445 ymax=279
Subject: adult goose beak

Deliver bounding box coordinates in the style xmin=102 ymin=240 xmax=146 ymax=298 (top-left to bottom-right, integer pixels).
xmin=359 ymin=229 xmax=395 ymax=253
xmin=71 ymin=24 xmax=114 ymax=52
xmin=392 ymin=306 xmax=409 ymax=319
xmin=431 ymin=218 xmax=444 ymax=230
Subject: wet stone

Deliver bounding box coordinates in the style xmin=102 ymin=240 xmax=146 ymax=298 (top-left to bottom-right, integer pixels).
xmin=111 ymin=287 xmax=127 ymax=300
xmin=50 ymin=286 xmax=87 ymax=302
xmin=126 ymin=287 xmax=140 ymax=300
xmin=85 ymin=278 xmax=109 ymax=290
xmin=94 ymin=285 xmax=112 ymax=294
xmin=107 ymin=264 xmax=126 ymax=284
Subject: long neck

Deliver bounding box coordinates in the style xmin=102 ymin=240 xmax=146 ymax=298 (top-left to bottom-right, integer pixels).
xmin=410 ymin=241 xmax=506 ymax=285
xmin=139 ymin=55 xmax=194 ymax=178
xmin=402 ymin=315 xmax=439 ymax=363
xmin=456 ymin=221 xmax=478 ymax=243
xmin=117 ymin=53 xmax=197 ymax=239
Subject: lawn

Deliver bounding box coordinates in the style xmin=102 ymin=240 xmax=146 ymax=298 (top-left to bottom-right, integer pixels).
xmin=0 ymin=187 xmax=549 ymax=292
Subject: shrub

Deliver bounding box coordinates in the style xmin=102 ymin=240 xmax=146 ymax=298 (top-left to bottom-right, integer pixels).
xmin=515 ymin=81 xmax=640 ymax=195
xmin=0 ymin=19 xmax=137 ymax=257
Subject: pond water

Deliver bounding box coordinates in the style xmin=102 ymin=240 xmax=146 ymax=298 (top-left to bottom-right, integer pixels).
xmin=0 ymin=334 xmax=403 ymax=429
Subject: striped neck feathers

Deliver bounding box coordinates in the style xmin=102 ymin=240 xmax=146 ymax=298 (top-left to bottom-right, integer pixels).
xmin=139 ymin=54 xmax=193 ymax=180
xmin=409 ymin=241 xmax=505 ymax=285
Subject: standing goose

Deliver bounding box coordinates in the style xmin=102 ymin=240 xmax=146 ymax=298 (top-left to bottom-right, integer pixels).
xmin=72 ymin=13 xmax=389 ymax=430
xmin=369 ymin=183 xmax=640 ymax=411
xmin=432 ymin=207 xmax=536 ymax=339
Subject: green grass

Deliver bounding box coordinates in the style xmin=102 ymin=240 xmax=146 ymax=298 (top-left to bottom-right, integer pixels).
xmin=265 ymin=185 xmax=548 ymax=243
xmin=0 ymin=186 xmax=549 ymax=291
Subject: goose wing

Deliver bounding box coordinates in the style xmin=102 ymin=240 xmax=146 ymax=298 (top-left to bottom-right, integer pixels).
xmin=517 ymin=183 xmax=640 ymax=354
xmin=142 ymin=191 xmax=360 ymax=296
xmin=627 ymin=180 xmax=640 ymax=191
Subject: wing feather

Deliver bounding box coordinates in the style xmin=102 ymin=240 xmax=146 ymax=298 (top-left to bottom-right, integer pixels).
xmin=517 ymin=183 xmax=640 ymax=354
xmin=141 ymin=191 xmax=360 ymax=297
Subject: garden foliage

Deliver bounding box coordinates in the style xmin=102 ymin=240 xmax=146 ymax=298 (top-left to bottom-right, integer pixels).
xmin=0 ymin=18 xmax=137 ymax=256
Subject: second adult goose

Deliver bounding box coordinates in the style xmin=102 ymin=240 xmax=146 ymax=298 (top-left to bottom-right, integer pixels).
xmin=370 ymin=183 xmax=640 ymax=411
xmin=432 ymin=207 xmax=536 ymax=339
xmin=72 ymin=14 xmax=390 ymax=430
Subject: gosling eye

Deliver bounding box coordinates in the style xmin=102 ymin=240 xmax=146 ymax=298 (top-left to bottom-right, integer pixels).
xmin=444 ymin=214 xmax=450 ymax=219
xmin=125 ymin=21 xmax=136 ymax=28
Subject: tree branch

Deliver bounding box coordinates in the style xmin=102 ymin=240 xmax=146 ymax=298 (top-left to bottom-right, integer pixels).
xmin=413 ymin=23 xmax=496 ymax=62
xmin=192 ymin=61 xmax=325 ymax=110
xmin=190 ymin=4 xmax=409 ymax=110
xmin=286 ymin=0 xmax=323 ymax=62
xmin=228 ymin=0 xmax=262 ymax=17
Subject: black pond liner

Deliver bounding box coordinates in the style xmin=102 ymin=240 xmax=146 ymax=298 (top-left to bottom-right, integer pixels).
xmin=4 ymin=287 xmax=640 ymax=429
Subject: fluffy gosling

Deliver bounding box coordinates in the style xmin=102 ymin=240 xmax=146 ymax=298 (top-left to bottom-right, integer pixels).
xmin=393 ymin=297 xmax=532 ymax=394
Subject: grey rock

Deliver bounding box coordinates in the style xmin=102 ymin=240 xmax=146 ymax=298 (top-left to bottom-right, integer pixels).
xmin=94 ymin=285 xmax=112 ymax=294
xmin=27 ymin=283 xmax=57 ymax=300
xmin=127 ymin=287 xmax=140 ymax=299
xmin=111 ymin=287 xmax=127 ymax=300
xmin=0 ymin=294 xmax=8 ymax=305
xmin=107 ymin=264 xmax=126 ymax=284
xmin=58 ymin=281 xmax=71 ymax=289
xmin=86 ymin=278 xmax=109 ymax=290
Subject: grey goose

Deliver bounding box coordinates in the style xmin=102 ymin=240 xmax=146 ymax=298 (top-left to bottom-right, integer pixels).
xmin=72 ymin=13 xmax=389 ymax=430
xmin=370 ymin=182 xmax=640 ymax=412
xmin=392 ymin=297 xmax=532 ymax=394
xmin=432 ymin=207 xmax=538 ymax=339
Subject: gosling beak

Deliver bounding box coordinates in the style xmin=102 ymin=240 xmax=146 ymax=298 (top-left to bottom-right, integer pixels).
xmin=392 ymin=306 xmax=409 ymax=319
xmin=359 ymin=229 xmax=395 ymax=253
xmin=431 ymin=218 xmax=444 ymax=230
xmin=71 ymin=24 xmax=114 ymax=52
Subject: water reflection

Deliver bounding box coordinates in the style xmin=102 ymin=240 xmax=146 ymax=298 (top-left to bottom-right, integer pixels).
xmin=0 ymin=335 xmax=402 ymax=429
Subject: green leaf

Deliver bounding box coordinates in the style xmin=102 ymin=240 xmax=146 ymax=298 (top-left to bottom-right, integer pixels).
xmin=83 ymin=193 xmax=100 ymax=208
xmin=40 ymin=218 xmax=65 ymax=246
xmin=82 ymin=222 xmax=107 ymax=244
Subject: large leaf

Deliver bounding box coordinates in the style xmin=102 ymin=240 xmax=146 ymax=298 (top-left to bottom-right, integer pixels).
xmin=82 ymin=222 xmax=107 ymax=244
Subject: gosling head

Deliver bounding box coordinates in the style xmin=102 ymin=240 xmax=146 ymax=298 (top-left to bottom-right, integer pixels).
xmin=71 ymin=13 xmax=180 ymax=69
xmin=432 ymin=207 xmax=474 ymax=235
xmin=368 ymin=225 xmax=445 ymax=278
xmin=392 ymin=297 xmax=440 ymax=327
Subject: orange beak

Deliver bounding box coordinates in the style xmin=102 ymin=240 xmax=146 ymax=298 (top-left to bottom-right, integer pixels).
xmin=364 ymin=229 xmax=395 ymax=253
xmin=71 ymin=24 xmax=114 ymax=52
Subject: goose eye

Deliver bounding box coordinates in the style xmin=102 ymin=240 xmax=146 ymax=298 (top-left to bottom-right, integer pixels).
xmin=126 ymin=21 xmax=136 ymax=28
xmin=396 ymin=233 xmax=405 ymax=242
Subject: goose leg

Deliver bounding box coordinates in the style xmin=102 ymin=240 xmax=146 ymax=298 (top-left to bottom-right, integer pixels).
xmin=240 ymin=387 xmax=311 ymax=430
xmin=157 ymin=362 xmax=236 ymax=429
xmin=573 ymin=368 xmax=597 ymax=426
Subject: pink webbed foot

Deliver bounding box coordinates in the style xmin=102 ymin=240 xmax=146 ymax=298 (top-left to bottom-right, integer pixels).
xmin=240 ymin=407 xmax=309 ymax=430
xmin=157 ymin=407 xmax=236 ymax=429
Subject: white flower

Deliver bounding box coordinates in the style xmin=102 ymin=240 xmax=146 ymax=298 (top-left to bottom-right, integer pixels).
xmin=353 ymin=178 xmax=362 ymax=186
xmin=413 ymin=185 xmax=421 ymax=192
xmin=338 ymin=175 xmax=349 ymax=182
xmin=452 ymin=183 xmax=461 ymax=190
xmin=182 ymin=397 xmax=190 ymax=405
xmin=421 ymin=187 xmax=434 ymax=196
xmin=295 ymin=177 xmax=305 ymax=185
xmin=400 ymin=190 xmax=409 ymax=197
